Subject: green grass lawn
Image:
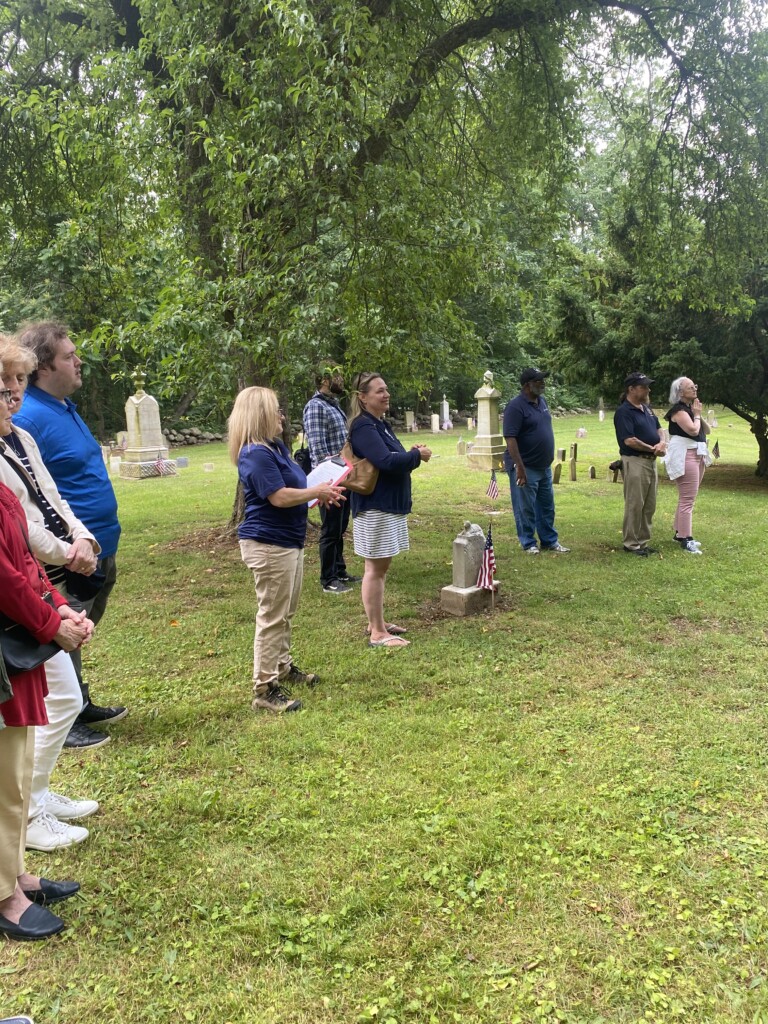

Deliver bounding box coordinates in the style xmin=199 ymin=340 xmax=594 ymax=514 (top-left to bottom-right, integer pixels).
xmin=3 ymin=410 xmax=768 ymax=1024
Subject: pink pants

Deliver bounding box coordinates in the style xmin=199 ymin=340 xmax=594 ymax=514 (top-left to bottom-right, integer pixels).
xmin=673 ymin=449 xmax=706 ymax=538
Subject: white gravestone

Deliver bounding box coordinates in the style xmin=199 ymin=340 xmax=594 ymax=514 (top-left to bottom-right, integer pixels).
xmin=440 ymin=521 xmax=495 ymax=616
xmin=119 ymin=371 xmax=177 ymax=480
xmin=431 ymin=413 xmax=440 ymax=433
xmin=467 ymin=370 xmax=505 ymax=471
xmin=405 ymin=410 xmax=415 ymax=432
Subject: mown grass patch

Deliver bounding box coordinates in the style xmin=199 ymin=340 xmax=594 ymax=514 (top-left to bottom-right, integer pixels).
xmin=2 ymin=410 xmax=768 ymax=1024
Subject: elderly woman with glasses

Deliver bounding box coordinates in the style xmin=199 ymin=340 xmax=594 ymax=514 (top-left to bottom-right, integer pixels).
xmin=0 ymin=336 xmax=101 ymax=853
xmin=0 ymin=373 xmax=91 ymax=940
xmin=664 ymin=377 xmax=712 ymax=553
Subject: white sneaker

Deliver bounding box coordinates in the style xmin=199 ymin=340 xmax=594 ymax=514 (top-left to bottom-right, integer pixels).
xmin=524 ymin=546 xmax=540 ymax=555
xmin=44 ymin=791 xmax=99 ymax=821
xmin=26 ymin=811 xmax=89 ymax=851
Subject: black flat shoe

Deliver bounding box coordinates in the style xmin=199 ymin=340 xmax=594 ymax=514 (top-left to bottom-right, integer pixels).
xmin=0 ymin=903 xmax=65 ymax=941
xmin=23 ymin=878 xmax=80 ymax=906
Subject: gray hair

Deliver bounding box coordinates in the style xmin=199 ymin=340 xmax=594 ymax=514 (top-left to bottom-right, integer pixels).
xmin=668 ymin=377 xmax=688 ymax=404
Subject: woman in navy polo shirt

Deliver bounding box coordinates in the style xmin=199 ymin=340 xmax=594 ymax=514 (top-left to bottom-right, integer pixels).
xmin=348 ymin=373 xmax=431 ymax=648
xmin=228 ymin=388 xmax=345 ymax=713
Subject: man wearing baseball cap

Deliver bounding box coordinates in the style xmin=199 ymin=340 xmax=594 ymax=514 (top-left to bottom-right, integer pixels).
xmin=502 ymin=368 xmax=570 ymax=554
xmin=613 ymin=372 xmax=667 ymax=556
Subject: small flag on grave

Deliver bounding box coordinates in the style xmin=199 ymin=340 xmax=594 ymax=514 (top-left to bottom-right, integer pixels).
xmin=476 ymin=523 xmax=497 ymax=591
xmin=485 ymin=469 xmax=499 ymax=499
xmin=711 ymin=439 xmax=720 ymax=459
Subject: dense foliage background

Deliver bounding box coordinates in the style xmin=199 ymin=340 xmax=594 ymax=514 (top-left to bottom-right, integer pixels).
xmin=1 ymin=0 xmax=766 ymax=470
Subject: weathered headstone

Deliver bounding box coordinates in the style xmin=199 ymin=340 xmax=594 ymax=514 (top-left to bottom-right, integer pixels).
xmin=557 ymin=448 xmax=566 ymax=462
xmin=456 ymin=437 xmax=467 ymax=456
xmin=119 ymin=371 xmax=177 ymax=480
xmin=431 ymin=413 xmax=440 ymax=433
xmin=467 ymin=370 xmax=505 ymax=471
xmin=440 ymin=521 xmax=495 ymax=616
xmin=553 ymin=463 xmax=562 ymax=484
xmin=440 ymin=395 xmax=450 ymax=426
xmin=589 ymin=465 xmax=596 ymax=479
xmin=598 ymin=409 xmax=605 ymax=422
xmin=405 ymin=410 xmax=415 ymax=432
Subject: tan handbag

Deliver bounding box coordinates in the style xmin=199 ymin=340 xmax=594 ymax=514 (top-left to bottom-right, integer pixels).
xmin=340 ymin=440 xmax=379 ymax=495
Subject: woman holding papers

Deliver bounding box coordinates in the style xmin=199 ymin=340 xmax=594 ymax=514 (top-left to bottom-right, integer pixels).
xmin=348 ymin=373 xmax=431 ymax=648
xmin=228 ymin=388 xmax=345 ymax=713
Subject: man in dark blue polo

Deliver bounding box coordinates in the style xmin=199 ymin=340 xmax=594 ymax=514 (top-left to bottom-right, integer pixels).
xmin=503 ymin=368 xmax=570 ymax=555
xmin=613 ymin=371 xmax=667 ymax=556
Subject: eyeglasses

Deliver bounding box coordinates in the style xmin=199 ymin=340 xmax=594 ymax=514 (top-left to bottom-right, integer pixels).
xmin=0 ymin=389 xmax=12 ymax=405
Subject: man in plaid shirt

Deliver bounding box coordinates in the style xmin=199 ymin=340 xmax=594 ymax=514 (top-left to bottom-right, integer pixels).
xmin=302 ymin=366 xmax=361 ymax=594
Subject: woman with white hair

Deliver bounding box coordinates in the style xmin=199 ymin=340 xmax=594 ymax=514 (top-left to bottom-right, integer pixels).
xmin=664 ymin=377 xmax=712 ymax=553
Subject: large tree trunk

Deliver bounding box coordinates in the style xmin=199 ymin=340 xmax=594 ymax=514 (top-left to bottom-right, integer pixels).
xmin=753 ymin=416 xmax=768 ymax=477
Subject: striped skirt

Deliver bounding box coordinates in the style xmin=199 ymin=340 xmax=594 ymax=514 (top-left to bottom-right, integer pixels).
xmin=353 ymin=511 xmax=409 ymax=559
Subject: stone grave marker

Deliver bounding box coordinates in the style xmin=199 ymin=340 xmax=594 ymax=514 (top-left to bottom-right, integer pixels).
xmin=440 ymin=521 xmax=494 ymax=616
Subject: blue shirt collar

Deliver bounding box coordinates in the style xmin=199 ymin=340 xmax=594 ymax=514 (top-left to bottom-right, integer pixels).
xmin=22 ymin=383 xmax=78 ymax=414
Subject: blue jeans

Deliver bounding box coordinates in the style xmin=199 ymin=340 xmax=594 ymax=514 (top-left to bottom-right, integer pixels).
xmin=508 ymin=465 xmax=558 ymax=549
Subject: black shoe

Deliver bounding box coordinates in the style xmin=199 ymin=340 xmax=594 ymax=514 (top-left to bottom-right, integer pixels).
xmin=63 ymin=722 xmax=111 ymax=750
xmin=23 ymin=878 xmax=80 ymax=906
xmin=283 ymin=665 xmax=320 ymax=688
xmin=623 ymin=546 xmax=649 ymax=557
xmin=252 ymin=687 xmax=302 ymax=713
xmin=644 ymin=547 xmax=659 ymax=554
xmin=322 ymin=579 xmax=352 ymax=594
xmin=0 ymin=903 xmax=65 ymax=941
xmin=338 ymin=574 xmax=363 ymax=584
xmin=77 ymin=701 xmax=128 ymax=725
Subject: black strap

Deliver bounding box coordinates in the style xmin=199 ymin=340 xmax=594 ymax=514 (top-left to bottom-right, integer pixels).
xmin=0 ymin=447 xmax=69 ymax=538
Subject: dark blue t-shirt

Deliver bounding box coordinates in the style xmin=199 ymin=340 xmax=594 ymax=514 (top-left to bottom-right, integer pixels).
xmin=613 ymin=400 xmax=661 ymax=456
xmin=502 ymin=392 xmax=555 ymax=469
xmin=237 ymin=441 xmax=308 ymax=548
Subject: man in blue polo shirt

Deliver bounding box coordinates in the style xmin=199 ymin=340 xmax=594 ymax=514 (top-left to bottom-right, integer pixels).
xmin=503 ymin=368 xmax=570 ymax=555
xmin=14 ymin=322 xmax=127 ymax=748
xmin=613 ymin=371 xmax=667 ymax=556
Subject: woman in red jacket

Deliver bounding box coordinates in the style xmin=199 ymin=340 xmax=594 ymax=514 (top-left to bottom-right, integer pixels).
xmin=0 ymin=387 xmax=93 ymax=939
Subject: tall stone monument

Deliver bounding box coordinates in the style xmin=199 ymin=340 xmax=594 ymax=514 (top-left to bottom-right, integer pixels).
xmin=467 ymin=370 xmax=505 ymax=471
xmin=440 ymin=521 xmax=495 ymax=616
xmin=119 ymin=370 xmax=177 ymax=480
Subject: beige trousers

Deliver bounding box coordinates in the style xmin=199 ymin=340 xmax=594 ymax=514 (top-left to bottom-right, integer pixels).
xmin=239 ymin=541 xmax=304 ymax=695
xmin=621 ymin=456 xmax=658 ymax=550
xmin=0 ymin=725 xmax=32 ymax=900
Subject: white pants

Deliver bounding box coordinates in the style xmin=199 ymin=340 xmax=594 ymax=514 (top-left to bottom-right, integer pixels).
xmin=29 ymin=651 xmax=83 ymax=820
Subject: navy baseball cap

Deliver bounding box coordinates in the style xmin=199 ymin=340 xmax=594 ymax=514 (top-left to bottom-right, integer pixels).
xmin=520 ymin=368 xmax=547 ymax=386
xmin=624 ymin=372 xmax=654 ymax=388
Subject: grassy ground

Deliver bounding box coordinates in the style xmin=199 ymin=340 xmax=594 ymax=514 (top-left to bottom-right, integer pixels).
xmin=2 ymin=409 xmax=768 ymax=1024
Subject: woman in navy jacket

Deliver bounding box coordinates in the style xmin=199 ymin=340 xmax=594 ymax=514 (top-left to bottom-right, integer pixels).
xmin=348 ymin=373 xmax=431 ymax=648
xmin=229 ymin=387 xmax=345 ymax=713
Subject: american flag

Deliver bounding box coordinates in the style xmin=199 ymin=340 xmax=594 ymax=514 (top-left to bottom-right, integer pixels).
xmin=476 ymin=524 xmax=497 ymax=591
xmin=485 ymin=470 xmax=499 ymax=499
xmin=711 ymin=439 xmax=720 ymax=459
xmin=155 ymin=457 xmax=172 ymax=476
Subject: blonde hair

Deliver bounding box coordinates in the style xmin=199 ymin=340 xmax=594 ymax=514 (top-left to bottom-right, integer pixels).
xmin=348 ymin=372 xmax=384 ymax=426
xmin=228 ymin=387 xmax=281 ymax=464
xmin=0 ymin=334 xmax=37 ymax=376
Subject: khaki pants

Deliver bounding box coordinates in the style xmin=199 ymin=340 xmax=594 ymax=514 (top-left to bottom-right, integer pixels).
xmin=239 ymin=541 xmax=304 ymax=696
xmin=0 ymin=726 xmax=33 ymax=900
xmin=621 ymin=456 xmax=658 ymax=550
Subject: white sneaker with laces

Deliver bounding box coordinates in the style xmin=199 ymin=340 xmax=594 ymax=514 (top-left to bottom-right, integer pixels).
xmin=26 ymin=811 xmax=89 ymax=851
xmin=44 ymin=791 xmax=99 ymax=821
